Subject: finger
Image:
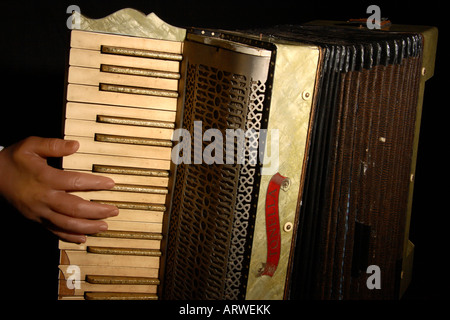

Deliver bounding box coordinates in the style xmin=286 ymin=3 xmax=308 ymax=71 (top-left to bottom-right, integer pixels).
xmin=51 ymin=229 xmax=87 ymax=244
xmin=25 ymin=137 xmax=79 ymax=159
xmin=42 ymin=216 xmax=88 ymax=243
xmin=48 ymin=191 xmax=119 ymax=219
xmin=44 ymin=210 xmax=109 ymax=236
xmin=43 ymin=168 xmax=115 ymax=191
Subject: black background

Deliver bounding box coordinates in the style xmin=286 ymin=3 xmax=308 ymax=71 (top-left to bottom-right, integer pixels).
xmin=1 ymin=0 xmax=448 ymax=309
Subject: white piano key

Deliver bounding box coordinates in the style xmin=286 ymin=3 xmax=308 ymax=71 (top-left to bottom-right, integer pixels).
xmin=64 ymin=135 xmax=172 ymax=161
xmin=59 ymin=237 xmax=161 ymax=251
xmin=65 ymin=169 xmax=169 ymax=188
xmin=62 ymin=153 xmax=171 ymax=171
xmin=66 ymin=281 xmax=158 ymax=295
xmin=67 ymin=84 xmax=177 ymax=111
xmin=65 ymin=119 xmax=173 ymax=140
xmin=61 ymin=250 xmax=160 ymax=268
xmin=68 ymin=66 xmax=179 ymax=91
xmin=70 ymin=29 xmax=183 ymax=54
xmin=65 ymin=102 xmax=176 ymax=123
xmin=59 ymin=264 xmax=159 ymax=279
xmin=69 ymin=48 xmax=180 ymax=72
xmin=104 ymin=221 xmax=163 ymax=233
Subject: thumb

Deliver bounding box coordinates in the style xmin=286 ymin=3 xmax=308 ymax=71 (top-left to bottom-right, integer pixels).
xmin=27 ymin=137 xmax=79 ymax=158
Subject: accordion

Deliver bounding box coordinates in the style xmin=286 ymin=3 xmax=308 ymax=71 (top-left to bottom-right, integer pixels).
xmin=57 ymin=9 xmax=437 ymax=300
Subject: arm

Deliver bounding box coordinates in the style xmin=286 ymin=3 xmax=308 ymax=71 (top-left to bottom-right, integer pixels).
xmin=0 ymin=136 xmax=118 ymax=243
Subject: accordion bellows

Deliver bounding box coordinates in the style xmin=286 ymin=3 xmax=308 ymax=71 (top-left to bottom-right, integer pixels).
xmin=58 ymin=10 xmax=437 ymax=300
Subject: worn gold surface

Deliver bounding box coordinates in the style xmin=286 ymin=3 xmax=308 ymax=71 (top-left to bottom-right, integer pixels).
xmin=96 ymin=115 xmax=175 ymax=129
xmin=95 ymin=133 xmax=172 ymax=147
xmin=86 ymin=275 xmax=160 ymax=285
xmin=96 ymin=114 xmax=175 ymax=129
xmin=245 ymin=43 xmax=320 ymax=300
xmin=87 ymin=246 xmax=161 ymax=256
xmin=112 ymin=183 xmax=168 ymax=194
xmin=92 ymin=164 xmax=169 ymax=177
xmin=100 ymin=83 xmax=178 ymax=98
xmin=92 ymin=200 xmax=166 ymax=211
xmin=102 ymin=45 xmax=183 ymax=61
xmin=84 ymin=292 xmax=158 ymax=300
xmin=91 ymin=230 xmax=163 ymax=240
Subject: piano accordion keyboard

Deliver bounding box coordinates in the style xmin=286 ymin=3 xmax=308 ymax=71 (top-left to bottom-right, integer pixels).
xmin=58 ymin=30 xmax=182 ymax=300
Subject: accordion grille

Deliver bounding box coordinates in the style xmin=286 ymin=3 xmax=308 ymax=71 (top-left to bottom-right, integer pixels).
xmin=164 ymin=62 xmax=267 ymax=299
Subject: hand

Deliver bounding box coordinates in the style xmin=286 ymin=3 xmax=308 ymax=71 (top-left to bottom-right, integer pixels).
xmin=0 ymin=137 xmax=118 ymax=243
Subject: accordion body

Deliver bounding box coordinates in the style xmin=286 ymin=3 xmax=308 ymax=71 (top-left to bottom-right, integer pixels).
xmin=57 ymin=9 xmax=437 ymax=300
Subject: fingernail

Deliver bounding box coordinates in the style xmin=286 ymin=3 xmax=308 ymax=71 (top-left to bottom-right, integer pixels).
xmin=110 ymin=207 xmax=119 ymax=216
xmin=66 ymin=140 xmax=79 ymax=151
xmin=104 ymin=178 xmax=115 ymax=189
xmin=78 ymin=235 xmax=86 ymax=243
xmin=99 ymin=223 xmax=108 ymax=231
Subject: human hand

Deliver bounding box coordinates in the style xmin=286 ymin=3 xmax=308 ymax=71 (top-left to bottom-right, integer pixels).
xmin=0 ymin=137 xmax=118 ymax=243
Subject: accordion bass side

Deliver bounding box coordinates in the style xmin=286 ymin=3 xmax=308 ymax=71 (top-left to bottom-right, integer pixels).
xmin=57 ymin=10 xmax=437 ymax=300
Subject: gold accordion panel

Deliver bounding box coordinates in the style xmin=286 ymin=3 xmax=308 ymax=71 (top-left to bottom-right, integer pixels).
xmin=57 ymin=10 xmax=437 ymax=300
